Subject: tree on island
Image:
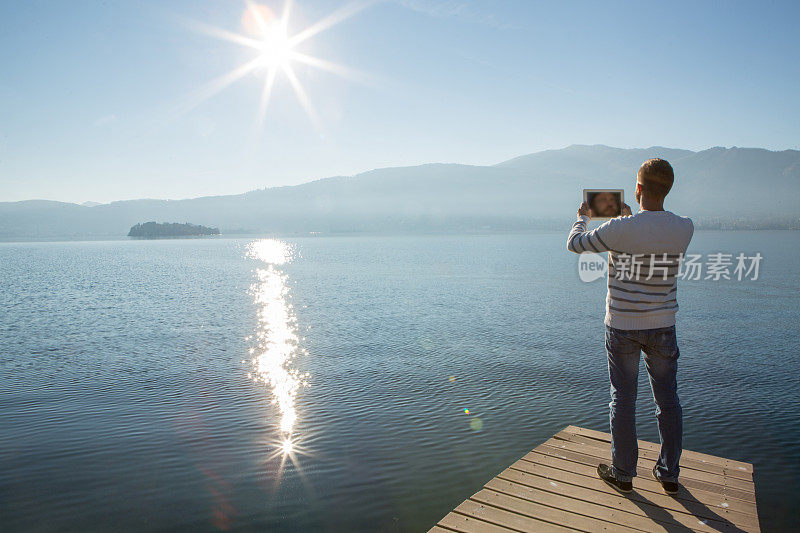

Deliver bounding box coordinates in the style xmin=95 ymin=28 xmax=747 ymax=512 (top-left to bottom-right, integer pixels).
xmin=127 ymin=221 xmax=220 ymax=238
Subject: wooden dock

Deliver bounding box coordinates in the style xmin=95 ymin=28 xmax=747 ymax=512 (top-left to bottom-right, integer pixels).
xmin=430 ymin=425 xmax=759 ymax=532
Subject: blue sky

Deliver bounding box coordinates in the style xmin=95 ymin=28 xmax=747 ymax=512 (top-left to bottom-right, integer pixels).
xmin=1 ymin=0 xmax=798 ymax=203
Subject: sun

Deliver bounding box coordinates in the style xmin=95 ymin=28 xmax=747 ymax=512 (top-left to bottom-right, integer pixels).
xmin=242 ymin=3 xmax=294 ymax=69
xmin=184 ymin=0 xmax=373 ymax=129
xmin=257 ymin=22 xmax=293 ymax=69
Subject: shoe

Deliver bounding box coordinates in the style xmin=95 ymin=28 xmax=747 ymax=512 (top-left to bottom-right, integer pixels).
xmin=597 ymin=464 xmax=632 ymax=494
xmin=653 ymin=464 xmax=679 ymax=495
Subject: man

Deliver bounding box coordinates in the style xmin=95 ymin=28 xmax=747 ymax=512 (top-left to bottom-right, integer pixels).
xmin=589 ymin=191 xmax=621 ymax=218
xmin=566 ymin=158 xmax=694 ymax=496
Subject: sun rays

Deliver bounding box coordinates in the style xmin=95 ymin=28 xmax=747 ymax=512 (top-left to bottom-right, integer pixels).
xmin=185 ymin=0 xmax=374 ymax=129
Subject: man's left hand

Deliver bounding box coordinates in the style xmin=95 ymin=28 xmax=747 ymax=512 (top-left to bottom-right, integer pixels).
xmin=578 ymin=202 xmax=591 ymax=219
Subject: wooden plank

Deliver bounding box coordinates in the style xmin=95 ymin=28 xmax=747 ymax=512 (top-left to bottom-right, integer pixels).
xmin=563 ymin=426 xmax=753 ymax=473
xmin=448 ymin=500 xmax=576 ymax=532
xmin=437 ymin=511 xmax=518 ymax=532
xmin=533 ymin=442 xmax=755 ymax=504
xmin=486 ymin=476 xmax=722 ymax=533
xmin=518 ymin=451 xmax=757 ymax=513
xmin=526 ymin=447 xmax=756 ymax=512
xmin=471 ymin=487 xmax=643 ymax=533
xmin=503 ymin=459 xmax=759 ymax=526
xmin=429 ymin=426 xmax=759 ymax=533
xmin=554 ymin=430 xmax=753 ymax=482
xmin=544 ymin=436 xmax=754 ymax=490
xmin=530 ymin=445 xmax=756 ymax=504
xmin=496 ymin=466 xmax=760 ymax=532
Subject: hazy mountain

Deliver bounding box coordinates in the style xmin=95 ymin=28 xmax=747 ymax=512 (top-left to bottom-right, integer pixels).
xmin=1 ymin=145 xmax=798 ymax=239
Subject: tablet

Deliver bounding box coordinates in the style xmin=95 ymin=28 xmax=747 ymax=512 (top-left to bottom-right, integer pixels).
xmin=583 ymin=189 xmax=625 ymax=220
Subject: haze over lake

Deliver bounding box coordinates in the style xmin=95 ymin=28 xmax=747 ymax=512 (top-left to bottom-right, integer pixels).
xmin=2 ymin=145 xmax=799 ymax=241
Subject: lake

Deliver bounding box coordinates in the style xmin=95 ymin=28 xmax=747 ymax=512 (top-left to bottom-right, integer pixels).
xmin=1 ymin=231 xmax=798 ymax=531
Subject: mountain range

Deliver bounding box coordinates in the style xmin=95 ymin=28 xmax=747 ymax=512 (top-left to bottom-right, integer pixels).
xmin=1 ymin=144 xmax=798 ymax=240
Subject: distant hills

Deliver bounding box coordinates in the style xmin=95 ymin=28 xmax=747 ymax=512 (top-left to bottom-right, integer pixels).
xmin=1 ymin=145 xmax=798 ymax=240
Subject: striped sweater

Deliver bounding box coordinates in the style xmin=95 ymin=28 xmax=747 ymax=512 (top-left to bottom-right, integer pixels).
xmin=567 ymin=210 xmax=694 ymax=330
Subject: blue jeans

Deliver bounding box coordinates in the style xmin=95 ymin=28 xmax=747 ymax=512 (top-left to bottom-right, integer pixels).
xmin=606 ymin=325 xmax=682 ymax=483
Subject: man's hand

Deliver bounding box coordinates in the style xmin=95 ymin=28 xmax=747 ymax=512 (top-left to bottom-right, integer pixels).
xmin=578 ymin=201 xmax=591 ymax=219
xmin=620 ymin=203 xmax=632 ymax=216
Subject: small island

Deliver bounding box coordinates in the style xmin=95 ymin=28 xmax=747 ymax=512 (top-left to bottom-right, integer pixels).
xmin=127 ymin=221 xmax=220 ymax=238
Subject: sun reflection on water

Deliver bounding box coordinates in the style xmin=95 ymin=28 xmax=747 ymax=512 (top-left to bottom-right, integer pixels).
xmin=246 ymin=239 xmax=308 ymax=456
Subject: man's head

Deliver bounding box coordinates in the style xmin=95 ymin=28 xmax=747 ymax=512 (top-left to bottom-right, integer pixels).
xmin=635 ymin=158 xmax=674 ymax=205
xmin=589 ymin=192 xmax=620 ymax=217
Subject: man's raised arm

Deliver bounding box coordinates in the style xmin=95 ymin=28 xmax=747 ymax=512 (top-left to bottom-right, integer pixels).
xmin=566 ymin=201 xmax=630 ymax=254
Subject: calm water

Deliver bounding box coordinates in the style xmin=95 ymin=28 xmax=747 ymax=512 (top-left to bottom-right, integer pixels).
xmin=1 ymin=231 xmax=798 ymax=532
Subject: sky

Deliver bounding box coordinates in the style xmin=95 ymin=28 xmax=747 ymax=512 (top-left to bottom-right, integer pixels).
xmin=1 ymin=0 xmax=798 ymax=203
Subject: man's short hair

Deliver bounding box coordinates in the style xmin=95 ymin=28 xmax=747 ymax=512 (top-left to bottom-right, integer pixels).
xmin=637 ymin=158 xmax=674 ymax=198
